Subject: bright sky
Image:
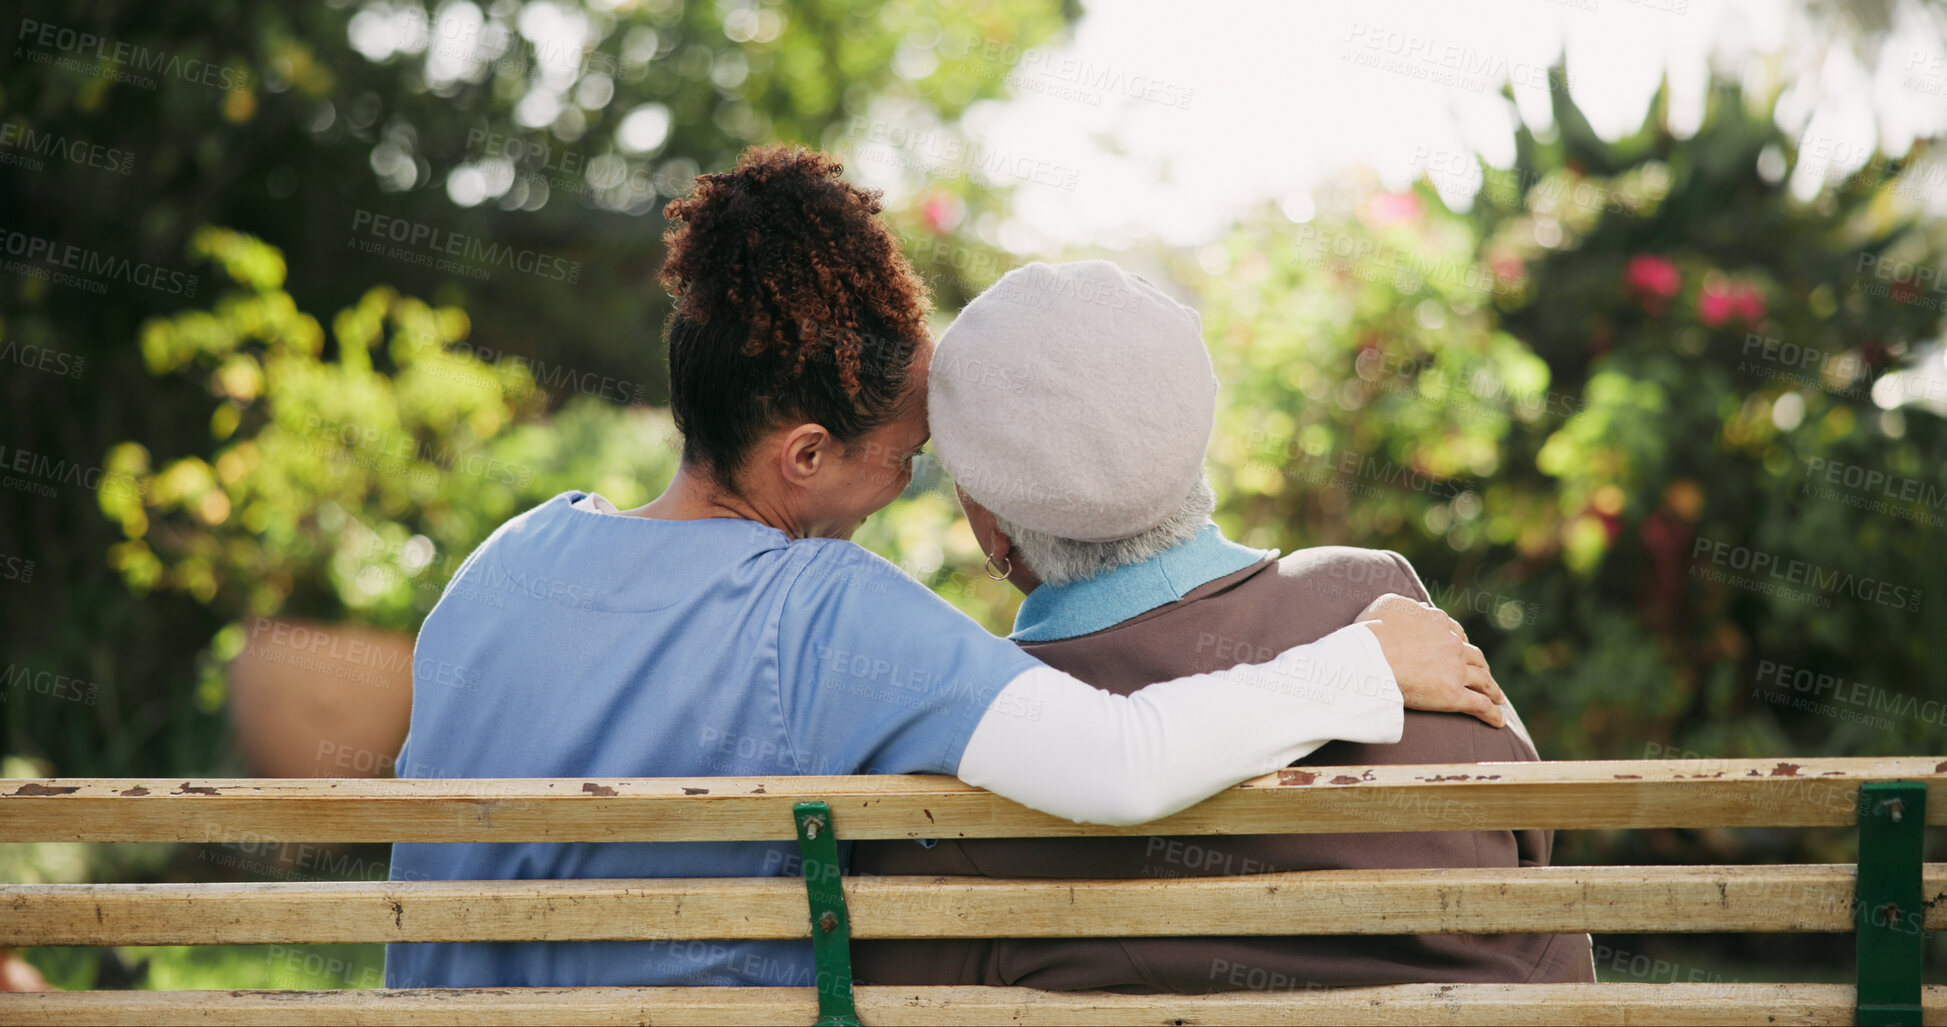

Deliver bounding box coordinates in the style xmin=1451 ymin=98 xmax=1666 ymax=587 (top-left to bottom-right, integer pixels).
xmin=857 ymin=0 xmax=1947 ymax=251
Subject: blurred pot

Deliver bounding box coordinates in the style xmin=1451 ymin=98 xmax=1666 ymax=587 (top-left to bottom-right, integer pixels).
xmin=227 ymin=618 xmax=414 ymax=778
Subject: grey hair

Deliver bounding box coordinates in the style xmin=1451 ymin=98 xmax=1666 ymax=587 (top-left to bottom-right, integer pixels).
xmin=995 ymin=476 xmax=1217 ymax=588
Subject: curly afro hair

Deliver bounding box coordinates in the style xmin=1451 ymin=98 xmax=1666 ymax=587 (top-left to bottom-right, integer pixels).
xmin=659 ymin=145 xmax=931 ymax=493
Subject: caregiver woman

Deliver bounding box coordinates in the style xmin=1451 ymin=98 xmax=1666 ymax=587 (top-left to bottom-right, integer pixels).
xmin=386 ymin=145 xmax=1503 ymax=990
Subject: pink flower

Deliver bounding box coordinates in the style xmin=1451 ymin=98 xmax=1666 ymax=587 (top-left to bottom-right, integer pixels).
xmin=1700 ymin=280 xmax=1765 ymax=327
xmin=1699 ymin=283 xmax=1734 ymax=326
xmin=1360 ymin=192 xmax=1423 ymax=228
xmin=919 ymin=193 xmax=962 ymax=235
xmin=1625 ymin=255 xmax=1681 ymax=299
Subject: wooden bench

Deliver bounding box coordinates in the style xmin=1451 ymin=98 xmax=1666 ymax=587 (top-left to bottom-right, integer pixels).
xmin=1 ymin=756 xmax=1940 ymax=1025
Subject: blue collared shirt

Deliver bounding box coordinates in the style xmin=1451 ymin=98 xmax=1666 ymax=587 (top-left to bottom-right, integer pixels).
xmin=386 ymin=492 xmax=1037 ymax=988
xmin=1009 ymin=523 xmax=1273 ymax=643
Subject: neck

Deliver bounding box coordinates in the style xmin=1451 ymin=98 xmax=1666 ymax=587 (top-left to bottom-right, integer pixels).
xmin=637 ymin=463 xmax=803 ymax=537
xmin=1008 ymin=563 xmax=1042 ymax=596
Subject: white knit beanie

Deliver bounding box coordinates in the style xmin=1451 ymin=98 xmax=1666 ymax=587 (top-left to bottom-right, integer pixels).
xmin=927 ymin=260 xmax=1218 ymax=542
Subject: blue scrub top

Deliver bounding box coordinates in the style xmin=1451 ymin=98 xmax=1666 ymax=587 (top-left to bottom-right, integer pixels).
xmin=385 ymin=492 xmax=1037 ymax=988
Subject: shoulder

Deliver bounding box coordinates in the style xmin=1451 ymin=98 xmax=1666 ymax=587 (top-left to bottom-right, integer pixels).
xmin=473 ymin=492 xmax=583 ymax=553
xmin=447 ymin=492 xmax=576 ymax=572
xmin=510 ymin=491 xmax=582 ymax=527
xmin=781 ymin=538 xmax=939 ymax=605
xmin=1271 ymin=545 xmax=1429 ymax=606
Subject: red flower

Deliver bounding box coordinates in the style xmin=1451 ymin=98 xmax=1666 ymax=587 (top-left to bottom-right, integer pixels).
xmin=1700 ymin=280 xmax=1766 ymax=327
xmin=1625 ymin=255 xmax=1681 ymax=299
xmin=1593 ymin=508 xmax=1622 ymax=543
xmin=1699 ymin=283 xmax=1734 ymax=326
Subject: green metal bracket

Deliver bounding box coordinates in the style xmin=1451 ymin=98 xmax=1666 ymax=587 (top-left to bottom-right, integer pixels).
xmin=1857 ymin=781 xmax=1927 ymax=1027
xmin=794 ymin=801 xmax=861 ymax=1027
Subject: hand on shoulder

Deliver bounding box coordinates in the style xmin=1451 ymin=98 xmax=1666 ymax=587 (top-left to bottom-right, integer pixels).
xmin=1357 ymin=593 xmax=1505 ymax=727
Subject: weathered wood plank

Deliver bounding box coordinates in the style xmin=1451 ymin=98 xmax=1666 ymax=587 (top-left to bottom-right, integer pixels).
xmin=2 ymin=757 xmax=1938 ymax=843
xmin=6 ymin=864 xmax=1938 ymax=945
xmin=3 ymin=983 xmax=1938 ymax=1026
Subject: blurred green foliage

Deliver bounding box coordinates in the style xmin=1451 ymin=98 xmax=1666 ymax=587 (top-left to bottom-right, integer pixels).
xmin=108 ymin=226 xmax=681 ymax=636
xmin=1 ymin=0 xmax=1065 ymax=778
xmin=1176 ymin=81 xmax=1947 ymax=866
xmin=26 ymin=944 xmax=384 ymax=992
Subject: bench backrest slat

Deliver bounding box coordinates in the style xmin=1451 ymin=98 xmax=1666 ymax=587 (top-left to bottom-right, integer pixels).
xmin=6 ymin=864 xmax=1941 ymax=947
xmin=3 ymin=757 xmax=1937 ymax=842
xmin=3 ymin=982 xmax=1942 ymax=1026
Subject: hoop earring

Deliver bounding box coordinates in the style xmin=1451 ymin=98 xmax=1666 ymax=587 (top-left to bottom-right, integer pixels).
xmin=984 ymin=553 xmax=1012 ymax=580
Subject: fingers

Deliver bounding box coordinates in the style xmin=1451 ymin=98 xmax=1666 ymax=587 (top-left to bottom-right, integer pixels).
xmin=1457 ymin=689 xmax=1506 ymax=727
xmin=1402 ymin=669 xmax=1505 ymax=727
xmin=1464 ymin=661 xmax=1505 ymax=706
xmin=1462 ymin=644 xmax=1504 ymax=702
xmin=1366 ymin=596 xmax=1509 ymax=720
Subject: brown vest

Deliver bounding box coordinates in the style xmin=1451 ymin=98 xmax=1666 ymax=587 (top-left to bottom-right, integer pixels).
xmin=852 ymin=545 xmax=1595 ymax=992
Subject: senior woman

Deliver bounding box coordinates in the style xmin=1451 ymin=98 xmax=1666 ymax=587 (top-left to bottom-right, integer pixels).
xmin=385 ymin=147 xmax=1503 ymax=990
xmin=855 ymin=259 xmax=1592 ymax=991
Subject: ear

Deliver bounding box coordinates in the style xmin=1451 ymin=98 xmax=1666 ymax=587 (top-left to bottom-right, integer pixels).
xmin=955 ymin=485 xmax=1009 ymax=561
xmin=988 ymin=520 xmax=1015 ymax=564
xmin=776 ymin=423 xmax=833 ymax=486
